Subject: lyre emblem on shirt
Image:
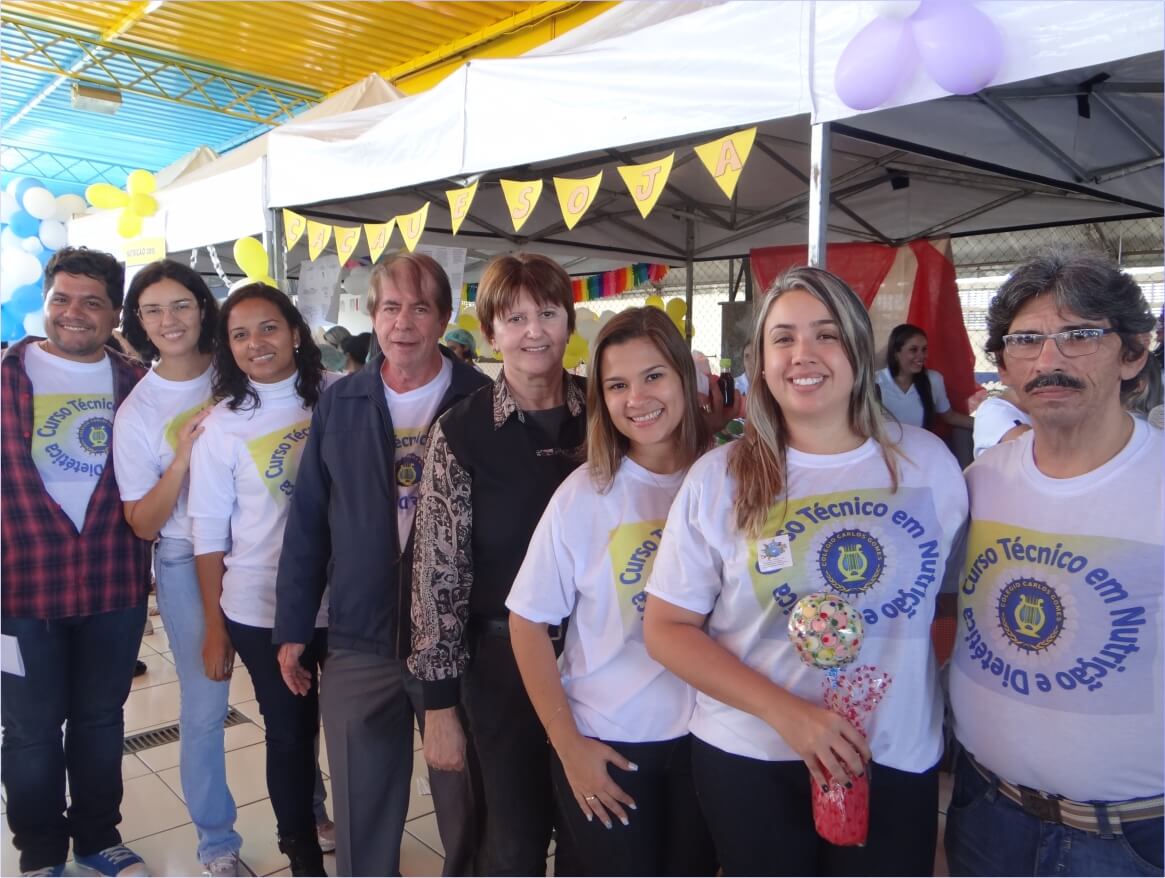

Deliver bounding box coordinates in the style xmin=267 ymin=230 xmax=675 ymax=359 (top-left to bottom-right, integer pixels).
xmin=1013 ymin=594 xmax=1046 ymax=637
xmin=838 ymin=543 xmax=869 ymax=583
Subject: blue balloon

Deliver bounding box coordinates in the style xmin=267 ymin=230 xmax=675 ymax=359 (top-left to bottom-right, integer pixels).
xmin=36 ymin=247 xmax=54 ymax=267
xmin=8 ymin=209 xmax=40 ymax=239
xmin=8 ymin=282 xmax=44 ymax=317
xmin=0 ymin=305 xmax=26 ymax=343
xmin=11 ymin=177 xmax=40 ymax=203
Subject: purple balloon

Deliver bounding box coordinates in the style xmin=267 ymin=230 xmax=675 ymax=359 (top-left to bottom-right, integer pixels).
xmin=836 ymin=16 xmax=920 ymax=111
xmin=910 ymin=0 xmax=1004 ymax=95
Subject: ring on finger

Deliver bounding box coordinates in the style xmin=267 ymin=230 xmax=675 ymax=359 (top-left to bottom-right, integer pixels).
xmin=584 ymin=795 xmax=597 ymax=802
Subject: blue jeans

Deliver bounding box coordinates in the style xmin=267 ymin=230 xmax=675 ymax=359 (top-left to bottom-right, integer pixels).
xmin=155 ymin=538 xmax=242 ymax=863
xmin=945 ymin=749 xmax=1164 ymax=876
xmin=1 ymin=604 xmax=147 ymax=873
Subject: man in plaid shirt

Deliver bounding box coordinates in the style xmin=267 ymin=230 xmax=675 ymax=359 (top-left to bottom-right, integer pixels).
xmin=2 ymin=247 xmax=152 ymax=877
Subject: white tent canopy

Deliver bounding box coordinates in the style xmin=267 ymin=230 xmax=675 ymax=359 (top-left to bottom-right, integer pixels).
xmin=264 ymin=0 xmax=1161 ymax=265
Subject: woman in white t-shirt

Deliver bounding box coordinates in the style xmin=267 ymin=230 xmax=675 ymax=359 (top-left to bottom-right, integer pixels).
xmin=112 ymin=260 xmax=245 ymax=875
xmin=189 ymin=284 xmax=333 ymax=877
xmin=643 ymin=268 xmax=968 ymax=876
xmin=507 ymin=307 xmax=717 ymax=876
xmin=876 ymin=323 xmax=973 ymax=433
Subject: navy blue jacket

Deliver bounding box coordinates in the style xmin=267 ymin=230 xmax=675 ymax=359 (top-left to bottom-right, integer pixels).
xmin=273 ymin=349 xmax=490 ymax=657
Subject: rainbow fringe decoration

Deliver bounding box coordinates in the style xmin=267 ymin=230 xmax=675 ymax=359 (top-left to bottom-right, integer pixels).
xmin=464 ymin=262 xmax=668 ymax=303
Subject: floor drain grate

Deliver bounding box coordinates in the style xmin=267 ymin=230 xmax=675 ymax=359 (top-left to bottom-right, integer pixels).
xmin=123 ymin=706 xmax=252 ymax=755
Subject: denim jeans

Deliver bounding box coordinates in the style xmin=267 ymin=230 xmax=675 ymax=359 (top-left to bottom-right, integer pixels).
xmin=945 ymin=749 xmax=1164 ymax=876
xmin=155 ymin=538 xmax=242 ymax=864
xmin=2 ymin=604 xmax=147 ymax=873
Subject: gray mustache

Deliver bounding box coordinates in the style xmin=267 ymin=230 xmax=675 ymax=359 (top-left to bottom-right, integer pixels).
xmin=1024 ymin=372 xmax=1085 ymax=393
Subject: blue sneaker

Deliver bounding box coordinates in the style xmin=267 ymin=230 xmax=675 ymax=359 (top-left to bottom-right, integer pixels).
xmin=21 ymin=866 xmax=64 ymax=877
xmin=75 ymin=845 xmax=150 ymax=877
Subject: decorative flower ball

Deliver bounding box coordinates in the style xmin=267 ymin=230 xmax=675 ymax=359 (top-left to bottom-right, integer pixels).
xmin=788 ymin=593 xmax=864 ymax=669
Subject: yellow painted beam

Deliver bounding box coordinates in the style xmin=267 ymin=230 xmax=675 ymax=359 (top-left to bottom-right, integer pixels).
xmin=99 ymin=0 xmax=151 ymax=42
xmin=384 ymin=1 xmax=616 ymax=95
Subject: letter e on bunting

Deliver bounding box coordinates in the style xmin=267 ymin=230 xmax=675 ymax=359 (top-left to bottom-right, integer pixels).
xmin=283 ymin=209 xmax=307 ymax=250
xmin=616 ymin=153 xmax=674 ymax=219
xmin=365 ymin=219 xmax=395 ymax=263
xmin=694 ymin=127 xmax=756 ymax=199
xmin=334 ymin=226 xmax=361 ymax=266
xmin=500 ymin=179 xmax=543 ymax=233
xmin=396 ymin=202 xmax=430 ymax=252
xmin=445 ymin=181 xmax=479 ymax=235
xmin=553 ymin=172 xmax=603 ymax=230
xmin=306 ymin=220 xmax=332 ymax=261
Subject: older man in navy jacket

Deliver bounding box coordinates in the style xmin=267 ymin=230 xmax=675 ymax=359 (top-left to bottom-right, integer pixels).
xmin=274 ymin=253 xmax=488 ymax=877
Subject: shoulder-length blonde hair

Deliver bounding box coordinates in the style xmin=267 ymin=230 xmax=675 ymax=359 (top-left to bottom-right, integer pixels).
xmin=586 ymin=307 xmax=711 ymax=492
xmin=728 ymin=266 xmax=899 ymax=537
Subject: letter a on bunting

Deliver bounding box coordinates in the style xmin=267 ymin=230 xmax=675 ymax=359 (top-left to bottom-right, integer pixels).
xmin=553 ymin=172 xmax=603 ymax=230
xmin=306 ymin=220 xmax=332 ymax=261
xmin=616 ymin=153 xmax=674 ymax=219
xmin=500 ymin=179 xmax=543 ymax=233
xmin=694 ymin=128 xmax=756 ymax=199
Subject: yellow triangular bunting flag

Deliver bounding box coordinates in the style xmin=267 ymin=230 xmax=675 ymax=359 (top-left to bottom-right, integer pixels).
xmin=445 ymin=181 xmax=479 ymax=236
xmin=334 ymin=226 xmax=361 ymax=266
xmin=500 ymin=179 xmax=543 ymax=233
xmin=396 ymin=202 xmax=430 ymax=253
xmin=693 ymin=127 xmax=757 ymax=199
xmin=364 ymin=220 xmax=396 ymax=263
xmin=306 ymin=220 xmax=332 ymax=261
xmin=553 ymin=171 xmax=603 ymax=231
xmin=616 ymin=153 xmax=674 ymax=219
xmin=283 ymin=209 xmax=307 ymax=250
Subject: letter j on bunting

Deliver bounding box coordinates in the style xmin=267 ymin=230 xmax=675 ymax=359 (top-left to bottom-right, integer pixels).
xmin=694 ymin=127 xmax=757 ymax=199
xmin=616 ymin=153 xmax=675 ymax=219
xmin=553 ymin=172 xmax=603 ymax=230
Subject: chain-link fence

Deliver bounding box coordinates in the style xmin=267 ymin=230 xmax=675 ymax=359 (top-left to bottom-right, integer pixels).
xmin=570 ymin=217 xmax=1165 ymax=385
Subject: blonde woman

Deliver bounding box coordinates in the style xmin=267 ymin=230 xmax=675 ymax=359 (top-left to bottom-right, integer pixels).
xmin=644 ymin=267 xmax=968 ymax=876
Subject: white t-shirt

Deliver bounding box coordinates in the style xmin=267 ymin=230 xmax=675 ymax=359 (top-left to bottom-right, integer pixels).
xmin=972 ymin=396 xmax=1031 ymax=459
xmin=875 ymin=367 xmax=951 ymax=428
xmin=949 ymin=418 xmax=1163 ymax=801
xmin=189 ymin=372 xmax=337 ymax=629
xmin=507 ymin=459 xmax=695 ymax=743
xmin=113 ymin=366 xmax=214 ymax=540
xmin=646 ymin=426 xmax=968 ymax=770
xmin=384 ymin=356 xmax=452 ymax=543
xmin=25 ymin=343 xmax=115 ymax=531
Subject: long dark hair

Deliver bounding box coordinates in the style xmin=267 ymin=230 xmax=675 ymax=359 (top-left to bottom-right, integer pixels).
xmin=122 ymin=259 xmax=219 ymax=362
xmin=887 ymin=323 xmax=936 ymax=428
xmin=212 ymin=283 xmax=325 ymax=412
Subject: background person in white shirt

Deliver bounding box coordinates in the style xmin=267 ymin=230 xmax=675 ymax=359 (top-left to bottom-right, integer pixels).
xmin=876 ymin=323 xmax=974 ymax=433
xmin=189 ymin=284 xmax=332 ymax=877
xmin=507 ymin=307 xmax=717 ymax=876
xmin=644 ymin=268 xmax=967 ymax=877
xmin=113 ymin=260 xmax=244 ymax=877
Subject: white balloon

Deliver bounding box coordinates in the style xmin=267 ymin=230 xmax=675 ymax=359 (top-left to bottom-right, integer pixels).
xmin=20 ymin=235 xmax=44 ymax=255
xmin=21 ymin=187 xmax=57 ymax=221
xmin=53 ymin=193 xmax=88 ymax=222
xmin=0 ymin=191 xmax=17 ymax=224
xmin=38 ymin=219 xmax=68 ymax=251
xmin=576 ymin=319 xmax=600 ymax=342
xmin=23 ymin=310 xmax=46 ymax=337
xmin=1 ymin=248 xmax=43 ymax=291
xmin=1 ymin=226 xmax=23 ymax=252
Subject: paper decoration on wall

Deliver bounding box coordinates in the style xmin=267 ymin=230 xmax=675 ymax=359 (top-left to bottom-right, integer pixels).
xmin=306 ymin=220 xmax=332 ymax=261
xmin=616 ymin=153 xmax=674 ymax=219
xmin=465 ymin=262 xmax=669 ymax=304
xmin=445 ymin=181 xmax=479 ymax=236
xmin=553 ymin=172 xmax=603 ymax=231
xmin=396 ymin=202 xmax=429 ymax=252
xmin=694 ymin=127 xmax=756 ymax=199
xmin=365 ymin=219 xmax=395 ymax=263
xmin=283 ymin=209 xmax=307 ymax=249
xmin=334 ymin=225 xmax=361 ymax=266
xmin=500 ymin=179 xmax=543 ymax=233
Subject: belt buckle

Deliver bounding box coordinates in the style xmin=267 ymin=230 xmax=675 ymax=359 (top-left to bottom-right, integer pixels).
xmin=1019 ymin=787 xmax=1063 ymax=824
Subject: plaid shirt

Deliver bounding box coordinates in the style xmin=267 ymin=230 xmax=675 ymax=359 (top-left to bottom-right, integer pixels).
xmin=1 ymin=337 xmax=152 ymax=619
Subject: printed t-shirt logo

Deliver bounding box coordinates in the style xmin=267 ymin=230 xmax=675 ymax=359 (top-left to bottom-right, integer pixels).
xmin=164 ymin=399 xmax=213 ymax=453
xmin=997 ymin=577 xmax=1065 ymax=654
xmin=607 ymin=519 xmax=666 ymax=639
xmin=396 ymin=453 xmax=423 ymax=488
xmin=819 ymin=528 xmax=885 ymax=595
xmin=245 ymin=419 xmax=311 ymax=502
xmin=32 ymin=392 xmax=115 ymax=479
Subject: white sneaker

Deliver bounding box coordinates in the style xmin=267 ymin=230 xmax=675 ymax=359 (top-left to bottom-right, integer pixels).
xmin=317 ymin=820 xmax=336 ymax=853
xmin=202 ymin=853 xmax=239 ymax=877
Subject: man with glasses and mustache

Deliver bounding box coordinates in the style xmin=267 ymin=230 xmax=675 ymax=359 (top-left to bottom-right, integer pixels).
xmin=944 ymin=250 xmax=1163 ymax=876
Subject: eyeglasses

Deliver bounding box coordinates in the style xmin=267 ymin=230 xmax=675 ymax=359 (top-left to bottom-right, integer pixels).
xmin=137 ymin=300 xmax=198 ymax=323
xmin=1001 ymin=328 xmax=1116 ymax=360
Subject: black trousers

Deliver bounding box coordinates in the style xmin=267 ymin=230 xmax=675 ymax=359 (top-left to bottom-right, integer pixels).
xmin=691 ymin=736 xmax=938 ymax=877
xmin=551 ymin=734 xmax=717 ymax=876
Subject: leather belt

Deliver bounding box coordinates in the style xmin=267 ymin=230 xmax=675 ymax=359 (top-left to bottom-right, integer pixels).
xmin=467 ymin=615 xmax=566 ymax=655
xmin=967 ymin=751 xmax=1164 ymax=835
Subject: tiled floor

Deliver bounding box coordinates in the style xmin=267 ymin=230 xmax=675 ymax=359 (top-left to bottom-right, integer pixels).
xmin=1 ymin=599 xmax=950 ymax=877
